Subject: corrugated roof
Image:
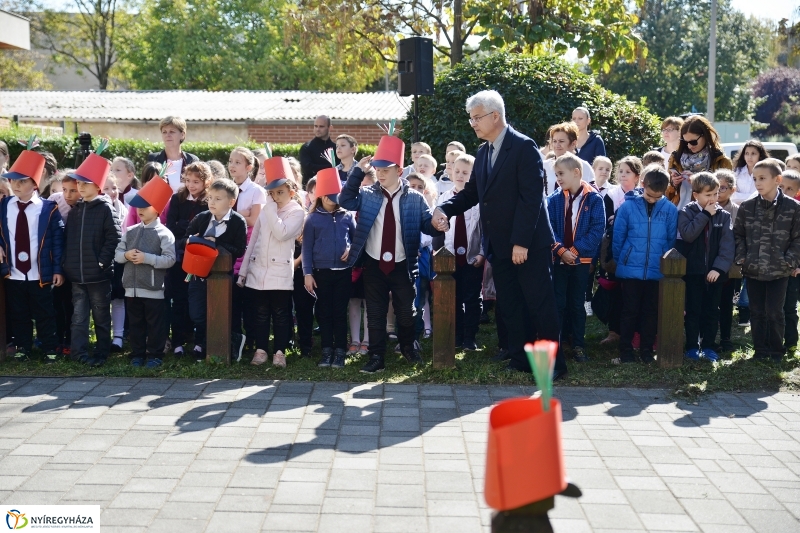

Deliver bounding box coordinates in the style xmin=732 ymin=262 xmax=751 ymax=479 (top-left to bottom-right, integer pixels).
xmin=0 ymin=90 xmax=413 ymax=122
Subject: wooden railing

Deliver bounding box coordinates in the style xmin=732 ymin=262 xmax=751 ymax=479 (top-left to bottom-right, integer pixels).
xmin=205 ymin=248 xmax=232 ymax=365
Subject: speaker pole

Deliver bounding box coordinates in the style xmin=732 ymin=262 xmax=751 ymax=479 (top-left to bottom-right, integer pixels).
xmin=413 ymin=93 xmax=420 ymax=143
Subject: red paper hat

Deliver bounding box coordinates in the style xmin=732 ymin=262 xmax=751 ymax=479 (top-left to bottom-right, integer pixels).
xmin=3 ymin=150 xmax=45 ymax=185
xmin=263 ymin=157 xmax=294 ymax=190
xmin=315 ymin=168 xmax=342 ymax=202
xmin=68 ymin=153 xmax=109 ymax=189
xmin=129 ymin=175 xmax=173 ymax=213
xmin=372 ymin=135 xmax=405 ymax=168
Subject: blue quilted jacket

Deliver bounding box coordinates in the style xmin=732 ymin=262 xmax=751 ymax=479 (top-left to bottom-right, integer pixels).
xmin=612 ymin=195 xmax=678 ymax=281
xmin=0 ymin=196 xmax=65 ymax=286
xmin=547 ymin=182 xmax=606 ymax=264
xmin=339 ymin=167 xmax=440 ymax=279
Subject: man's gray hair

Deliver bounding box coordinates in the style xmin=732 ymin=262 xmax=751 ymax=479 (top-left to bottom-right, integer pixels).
xmin=466 ymin=90 xmax=506 ymax=120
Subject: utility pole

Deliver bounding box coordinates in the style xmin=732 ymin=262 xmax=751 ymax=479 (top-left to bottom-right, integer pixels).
xmin=707 ymin=0 xmax=717 ymax=122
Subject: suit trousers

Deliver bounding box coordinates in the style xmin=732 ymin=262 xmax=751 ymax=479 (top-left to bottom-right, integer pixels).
xmin=491 ymin=250 xmax=566 ymax=374
xmin=362 ymin=257 xmax=416 ymax=357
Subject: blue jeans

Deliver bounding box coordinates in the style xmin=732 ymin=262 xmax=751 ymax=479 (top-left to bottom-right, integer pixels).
xmin=553 ymin=262 xmax=591 ymax=349
xmin=71 ymin=281 xmax=112 ymax=360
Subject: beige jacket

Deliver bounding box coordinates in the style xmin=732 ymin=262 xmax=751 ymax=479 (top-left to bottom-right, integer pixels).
xmin=239 ymin=200 xmax=305 ymax=291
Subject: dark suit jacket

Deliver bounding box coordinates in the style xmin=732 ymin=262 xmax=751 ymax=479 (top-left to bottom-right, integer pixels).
xmin=184 ymin=210 xmax=247 ymax=261
xmin=438 ymin=126 xmax=555 ymax=260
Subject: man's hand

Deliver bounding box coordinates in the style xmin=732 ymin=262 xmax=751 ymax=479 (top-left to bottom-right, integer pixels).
xmin=704 ymin=202 xmax=718 ymax=216
xmin=52 ymin=274 xmax=64 ymax=287
xmin=512 ymin=245 xmax=528 ymax=265
xmin=561 ymin=250 xmax=577 ymax=265
xmin=341 ymin=247 xmax=350 ymax=262
xmin=473 ymin=254 xmax=485 ymax=268
xmin=357 ymin=156 xmax=373 ymax=172
xmin=706 ymin=270 xmax=720 ymax=283
xmin=793 ymin=267 xmax=800 ymax=277
xmin=432 ymin=208 xmax=449 ymax=232
xmin=0 ymin=247 xmax=5 ymax=263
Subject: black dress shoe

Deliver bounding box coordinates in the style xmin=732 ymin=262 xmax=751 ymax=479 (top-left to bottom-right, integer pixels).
xmin=491 ymin=348 xmax=511 ymax=362
xmin=360 ymin=356 xmax=385 ymax=374
xmin=401 ymin=344 xmax=423 ymax=364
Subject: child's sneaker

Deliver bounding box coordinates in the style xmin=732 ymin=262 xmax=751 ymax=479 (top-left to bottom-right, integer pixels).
xmin=145 ymin=358 xmax=163 ymax=368
xmin=12 ymin=349 xmax=29 ymax=362
xmin=272 ymin=351 xmax=287 ymax=368
xmin=701 ymin=349 xmax=719 ymax=362
xmin=251 ymin=349 xmax=268 ymax=366
xmin=193 ymin=346 xmax=204 ymax=363
xmin=44 ymin=352 xmax=58 ymax=364
xmin=110 ymin=337 xmax=124 ymax=353
xmin=331 ymin=348 xmax=347 ymax=369
xmin=318 ymin=348 xmax=334 ymax=368
xmin=347 ymin=343 xmax=359 ymax=356
xmin=684 ymin=348 xmax=701 ymax=360
xmin=174 ymin=346 xmax=184 ymax=357
xmin=584 ymin=301 xmax=594 ymax=316
xmin=131 ymin=357 xmax=144 ymax=367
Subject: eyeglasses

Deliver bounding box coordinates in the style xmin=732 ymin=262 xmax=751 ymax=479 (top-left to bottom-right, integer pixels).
xmin=661 ymin=128 xmax=676 ymax=134
xmin=468 ymin=112 xmax=494 ymax=125
xmin=683 ymin=137 xmax=702 ymax=146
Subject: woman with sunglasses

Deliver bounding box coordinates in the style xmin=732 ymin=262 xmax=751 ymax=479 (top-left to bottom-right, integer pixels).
xmin=666 ymin=115 xmax=732 ymax=210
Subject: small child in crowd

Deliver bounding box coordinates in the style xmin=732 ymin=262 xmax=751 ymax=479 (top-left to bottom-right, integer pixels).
xmin=781 ymin=169 xmax=800 ymax=350
xmin=547 ymin=153 xmax=605 ymax=362
xmin=677 ymin=172 xmax=734 ymax=361
xmin=115 ymin=178 xmax=176 ymax=368
xmin=734 ymin=159 xmax=800 ymax=361
xmin=591 ymin=156 xmax=613 ymax=195
xmin=407 ymin=173 xmax=437 ymax=341
xmin=111 ymin=157 xmax=138 ymax=205
xmin=302 ymin=171 xmax=355 ymax=368
xmin=335 ymin=134 xmax=359 ymax=182
xmin=185 ymin=179 xmax=247 ymax=362
xmin=347 ymin=168 xmax=376 ymax=357
xmin=238 ymin=166 xmax=304 ymax=368
xmin=786 ymin=154 xmax=800 ymax=173
xmin=104 ymin=174 xmax=129 ymax=353
xmin=166 ymin=162 xmax=212 ymax=356
xmin=714 ymin=169 xmax=741 ymax=351
xmin=401 ymin=141 xmax=432 ymax=178
xmin=606 ymin=156 xmax=643 ymax=211
xmin=63 ymin=153 xmax=122 ymax=367
xmin=612 ymin=165 xmax=678 ymax=363
xmin=439 ymin=153 xmax=484 ymax=350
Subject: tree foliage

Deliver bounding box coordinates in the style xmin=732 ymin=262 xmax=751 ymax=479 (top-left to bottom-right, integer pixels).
xmin=0 ymin=51 xmax=52 ymax=89
xmin=403 ymin=53 xmax=661 ymax=163
xmin=119 ymin=0 xmax=387 ymax=91
xmin=753 ymin=67 xmax=800 ymax=136
xmin=597 ymin=0 xmax=772 ymax=122
xmin=295 ymin=0 xmax=645 ymax=71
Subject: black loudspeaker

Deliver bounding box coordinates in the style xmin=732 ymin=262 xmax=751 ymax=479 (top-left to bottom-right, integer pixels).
xmin=397 ymin=37 xmax=434 ymax=96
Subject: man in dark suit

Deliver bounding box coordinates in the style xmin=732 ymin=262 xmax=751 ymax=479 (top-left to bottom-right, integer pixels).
xmin=433 ymin=90 xmax=567 ymax=379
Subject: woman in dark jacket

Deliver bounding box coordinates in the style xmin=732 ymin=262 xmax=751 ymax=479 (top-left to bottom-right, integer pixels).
xmin=572 ymin=107 xmax=606 ymax=164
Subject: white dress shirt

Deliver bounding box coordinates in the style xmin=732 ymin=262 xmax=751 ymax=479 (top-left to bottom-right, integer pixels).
xmin=204 ymin=209 xmax=232 ymax=238
xmin=7 ymin=194 xmax=43 ymax=281
xmin=365 ymin=182 xmax=406 ymax=263
xmin=235 ymin=178 xmax=267 ymax=218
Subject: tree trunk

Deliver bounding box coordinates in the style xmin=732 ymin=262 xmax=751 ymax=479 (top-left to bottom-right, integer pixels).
xmin=451 ymin=0 xmax=463 ymax=66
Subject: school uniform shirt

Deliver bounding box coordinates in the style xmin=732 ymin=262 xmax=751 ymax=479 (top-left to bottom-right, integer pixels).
xmin=364 ymin=181 xmax=406 ymax=263
xmin=435 ymin=175 xmax=455 ymax=196
xmin=543 ymin=158 xmax=596 ymax=196
xmin=731 ymin=166 xmax=757 ymax=205
xmin=205 ymin=209 xmax=233 ymax=238
xmin=439 ymin=188 xmax=482 ymax=263
xmin=235 ymin=178 xmax=267 ymax=216
xmin=336 ymin=162 xmax=358 ymax=183
xmin=123 ymin=187 xmax=138 ymax=206
xmin=6 ymin=194 xmax=43 ymax=281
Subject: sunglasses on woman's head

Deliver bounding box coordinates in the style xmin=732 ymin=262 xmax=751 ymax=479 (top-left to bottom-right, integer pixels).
xmin=683 ymin=137 xmax=701 ymax=146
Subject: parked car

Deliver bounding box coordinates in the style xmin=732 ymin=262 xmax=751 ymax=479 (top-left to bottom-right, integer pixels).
xmin=722 ymin=142 xmax=798 ymax=163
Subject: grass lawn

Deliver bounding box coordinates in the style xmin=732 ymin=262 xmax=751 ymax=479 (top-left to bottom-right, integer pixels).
xmin=2 ymin=309 xmax=798 ymax=399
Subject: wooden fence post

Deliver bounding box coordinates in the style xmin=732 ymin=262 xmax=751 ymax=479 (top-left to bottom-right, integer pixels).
xmin=432 ymin=248 xmax=456 ymax=368
xmin=206 ymin=247 xmax=232 ymax=365
xmin=0 ymin=278 xmax=5 ymax=362
xmin=657 ymin=248 xmax=686 ymax=368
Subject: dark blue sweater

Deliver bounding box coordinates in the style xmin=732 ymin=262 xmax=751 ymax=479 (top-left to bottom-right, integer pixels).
xmin=301 ymin=207 xmax=355 ymax=275
xmin=576 ymin=131 xmax=606 ymax=164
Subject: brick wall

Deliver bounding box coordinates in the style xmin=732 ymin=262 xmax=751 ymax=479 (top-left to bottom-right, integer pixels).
xmin=248 ymin=123 xmax=385 ymax=145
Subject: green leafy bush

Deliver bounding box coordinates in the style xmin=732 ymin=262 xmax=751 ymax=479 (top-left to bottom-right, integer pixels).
xmin=400 ymin=53 xmax=662 ymax=163
xmin=0 ymin=129 xmax=375 ymax=173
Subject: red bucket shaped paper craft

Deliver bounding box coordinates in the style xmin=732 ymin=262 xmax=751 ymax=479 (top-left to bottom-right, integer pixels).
xmin=182 ymin=236 xmax=219 ymax=278
xmin=484 ymin=396 xmax=567 ymax=511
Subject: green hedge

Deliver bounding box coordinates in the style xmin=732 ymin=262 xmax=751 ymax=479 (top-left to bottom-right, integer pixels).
xmin=400 ymin=53 xmax=662 ymax=163
xmin=0 ymin=129 xmax=376 ymax=173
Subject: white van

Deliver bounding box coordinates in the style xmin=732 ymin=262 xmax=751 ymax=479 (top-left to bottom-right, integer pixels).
xmin=722 ymin=142 xmax=798 ymax=163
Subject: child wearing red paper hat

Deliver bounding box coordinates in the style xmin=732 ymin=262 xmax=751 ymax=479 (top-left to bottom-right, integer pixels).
xmin=338 ymin=124 xmax=442 ymax=373
xmin=238 ymin=157 xmax=304 ymax=368
xmin=302 ymin=157 xmax=355 ymax=369
xmin=114 ymin=177 xmax=177 ymax=368
xmin=62 ymin=139 xmax=122 ymax=367
xmin=0 ymin=140 xmax=66 ymax=362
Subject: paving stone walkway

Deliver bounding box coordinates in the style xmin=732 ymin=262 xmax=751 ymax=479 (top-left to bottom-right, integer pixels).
xmin=0 ymin=377 xmax=798 ymax=532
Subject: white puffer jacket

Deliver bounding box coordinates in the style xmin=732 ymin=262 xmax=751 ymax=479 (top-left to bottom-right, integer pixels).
xmin=238 ymin=199 xmax=305 ymax=291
